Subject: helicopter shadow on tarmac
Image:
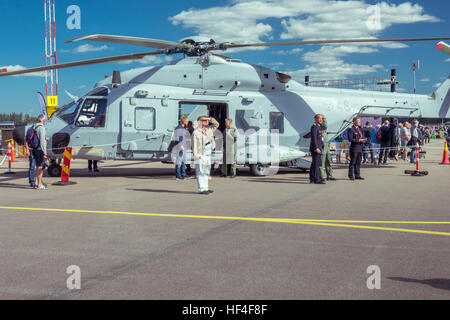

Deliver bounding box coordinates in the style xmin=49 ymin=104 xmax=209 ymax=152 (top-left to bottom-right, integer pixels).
xmin=245 ymin=177 xmax=310 ymax=185
xmin=126 ymin=188 xmax=199 ymax=195
xmin=69 ymin=167 xmax=175 ymax=179
xmin=388 ymin=277 xmax=450 ymax=291
xmin=0 ymin=170 xmax=38 ymax=189
xmin=331 ymin=163 xmax=398 ymax=170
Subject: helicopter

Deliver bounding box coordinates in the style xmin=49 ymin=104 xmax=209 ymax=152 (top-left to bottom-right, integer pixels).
xmin=2 ymin=34 xmax=450 ymax=177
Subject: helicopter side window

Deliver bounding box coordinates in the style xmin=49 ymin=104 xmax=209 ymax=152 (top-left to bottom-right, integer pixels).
xmin=270 ymin=112 xmax=284 ymax=134
xmin=76 ymin=98 xmax=107 ymax=128
xmin=135 ymin=107 xmax=155 ymax=131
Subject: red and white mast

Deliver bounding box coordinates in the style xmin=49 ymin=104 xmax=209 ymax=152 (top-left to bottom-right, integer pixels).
xmin=44 ymin=0 xmax=58 ymax=97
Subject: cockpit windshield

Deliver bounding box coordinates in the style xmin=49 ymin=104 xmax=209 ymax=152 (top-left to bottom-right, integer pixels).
xmin=75 ymin=98 xmax=107 ymax=127
xmin=54 ymin=99 xmax=83 ymax=124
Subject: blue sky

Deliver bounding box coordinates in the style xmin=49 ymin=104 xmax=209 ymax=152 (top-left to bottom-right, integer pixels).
xmin=0 ymin=0 xmax=449 ymax=114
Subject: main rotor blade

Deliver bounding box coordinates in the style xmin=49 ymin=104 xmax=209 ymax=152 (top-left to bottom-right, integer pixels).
xmin=0 ymin=50 xmax=165 ymax=77
xmin=66 ymin=34 xmax=181 ymax=49
xmin=225 ymin=37 xmax=450 ymax=49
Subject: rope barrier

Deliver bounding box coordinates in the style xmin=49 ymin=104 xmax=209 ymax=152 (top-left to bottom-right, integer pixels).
xmin=47 ymin=134 xmax=446 ymax=153
xmin=0 ymin=154 xmax=7 ymax=166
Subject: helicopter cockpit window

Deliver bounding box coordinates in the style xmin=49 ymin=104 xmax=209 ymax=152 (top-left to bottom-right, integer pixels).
xmin=87 ymin=87 xmax=109 ymax=97
xmin=76 ymin=99 xmax=107 ymax=128
xmin=270 ymin=112 xmax=284 ymax=134
xmin=54 ymin=99 xmax=83 ymax=124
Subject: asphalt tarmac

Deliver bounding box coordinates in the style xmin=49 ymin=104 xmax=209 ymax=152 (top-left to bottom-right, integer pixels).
xmin=0 ymin=140 xmax=449 ymax=300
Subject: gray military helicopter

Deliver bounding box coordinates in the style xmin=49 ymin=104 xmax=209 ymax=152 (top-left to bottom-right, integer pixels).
xmin=3 ymin=34 xmax=450 ymax=176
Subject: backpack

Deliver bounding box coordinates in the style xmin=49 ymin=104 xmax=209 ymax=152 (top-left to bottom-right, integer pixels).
xmin=376 ymin=130 xmax=382 ymax=142
xmin=26 ymin=125 xmax=42 ymax=150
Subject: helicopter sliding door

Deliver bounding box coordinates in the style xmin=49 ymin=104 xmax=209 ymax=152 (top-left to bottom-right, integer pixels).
xmin=120 ymin=97 xmax=176 ymax=154
xmin=179 ymin=101 xmax=228 ymax=162
xmin=179 ymin=101 xmax=228 ymax=131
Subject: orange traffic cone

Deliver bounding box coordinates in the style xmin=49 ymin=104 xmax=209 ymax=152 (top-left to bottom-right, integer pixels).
xmin=440 ymin=141 xmax=450 ymax=165
xmin=10 ymin=139 xmax=16 ymax=162
xmin=4 ymin=142 xmax=16 ymax=175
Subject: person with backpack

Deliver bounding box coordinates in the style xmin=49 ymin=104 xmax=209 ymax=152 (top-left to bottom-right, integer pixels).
xmin=378 ymin=120 xmax=392 ymax=165
xmin=371 ymin=124 xmax=382 ymax=164
xmin=28 ymin=114 xmax=48 ymax=190
xmin=24 ymin=130 xmax=36 ymax=187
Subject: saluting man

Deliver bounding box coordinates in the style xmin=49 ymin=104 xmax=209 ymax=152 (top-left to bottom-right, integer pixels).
xmin=348 ymin=117 xmax=367 ymax=181
xmin=319 ymin=115 xmax=336 ymax=181
xmin=309 ymin=114 xmax=325 ymax=184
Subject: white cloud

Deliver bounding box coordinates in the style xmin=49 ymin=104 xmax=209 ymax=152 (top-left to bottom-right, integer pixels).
xmin=286 ymin=62 xmax=385 ymax=82
xmin=433 ymin=82 xmax=442 ymax=88
xmin=170 ymin=0 xmax=439 ymax=80
xmin=446 ymin=58 xmax=450 ymax=62
xmin=1 ymin=65 xmax=46 ymax=77
xmin=272 ymin=48 xmax=303 ymax=55
xmin=61 ymin=44 xmax=110 ymax=54
xmin=73 ymin=44 xmax=110 ymax=53
xmin=420 ymin=78 xmax=430 ymax=82
xmin=117 ymin=55 xmax=173 ymax=65
xmin=280 ymin=2 xmax=438 ymax=40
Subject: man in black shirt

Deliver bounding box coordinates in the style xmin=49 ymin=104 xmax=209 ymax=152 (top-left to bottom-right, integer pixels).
xmin=378 ymin=120 xmax=391 ymax=165
xmin=309 ymin=114 xmax=325 ymax=184
xmin=348 ymin=117 xmax=367 ymax=180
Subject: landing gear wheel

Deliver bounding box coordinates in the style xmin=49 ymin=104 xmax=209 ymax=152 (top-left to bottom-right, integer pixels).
xmin=48 ymin=163 xmax=62 ymax=177
xmin=250 ymin=164 xmax=278 ymax=176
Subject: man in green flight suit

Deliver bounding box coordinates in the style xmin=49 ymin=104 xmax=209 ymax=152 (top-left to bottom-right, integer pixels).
xmin=221 ymin=118 xmax=239 ymax=178
xmin=320 ymin=115 xmax=337 ymax=181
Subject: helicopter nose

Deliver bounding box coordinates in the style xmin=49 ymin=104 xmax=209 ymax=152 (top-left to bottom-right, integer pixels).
xmin=13 ymin=125 xmax=27 ymax=145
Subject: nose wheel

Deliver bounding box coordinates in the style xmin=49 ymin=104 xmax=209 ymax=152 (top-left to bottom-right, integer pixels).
xmin=250 ymin=164 xmax=278 ymax=176
xmin=47 ymin=161 xmax=62 ymax=177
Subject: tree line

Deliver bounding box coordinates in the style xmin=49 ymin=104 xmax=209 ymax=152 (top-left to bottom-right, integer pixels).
xmin=0 ymin=113 xmax=38 ymax=125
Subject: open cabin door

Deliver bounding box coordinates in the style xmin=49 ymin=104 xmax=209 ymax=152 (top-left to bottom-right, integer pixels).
xmin=120 ymin=97 xmax=176 ymax=152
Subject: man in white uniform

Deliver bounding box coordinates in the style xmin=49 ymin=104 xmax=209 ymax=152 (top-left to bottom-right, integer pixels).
xmin=192 ymin=116 xmax=219 ymax=194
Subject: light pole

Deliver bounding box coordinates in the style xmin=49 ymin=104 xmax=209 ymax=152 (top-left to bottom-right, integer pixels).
xmin=412 ymin=60 xmax=420 ymax=94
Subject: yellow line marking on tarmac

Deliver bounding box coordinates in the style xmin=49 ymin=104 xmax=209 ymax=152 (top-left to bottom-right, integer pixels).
xmin=1 ymin=206 xmax=450 ymax=237
xmin=290 ymin=219 xmax=450 ymax=224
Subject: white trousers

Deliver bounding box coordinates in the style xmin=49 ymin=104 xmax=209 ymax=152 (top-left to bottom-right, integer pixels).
xmin=196 ymin=156 xmax=211 ymax=192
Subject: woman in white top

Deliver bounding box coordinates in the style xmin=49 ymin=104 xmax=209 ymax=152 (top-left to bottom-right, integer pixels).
xmin=400 ymin=122 xmax=411 ymax=160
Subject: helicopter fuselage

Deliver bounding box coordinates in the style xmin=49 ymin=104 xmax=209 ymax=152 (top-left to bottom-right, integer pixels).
xmin=43 ymin=54 xmax=450 ymax=170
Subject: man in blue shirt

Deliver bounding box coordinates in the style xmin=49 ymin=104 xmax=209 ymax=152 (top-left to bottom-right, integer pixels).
xmin=173 ymin=115 xmax=189 ymax=180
